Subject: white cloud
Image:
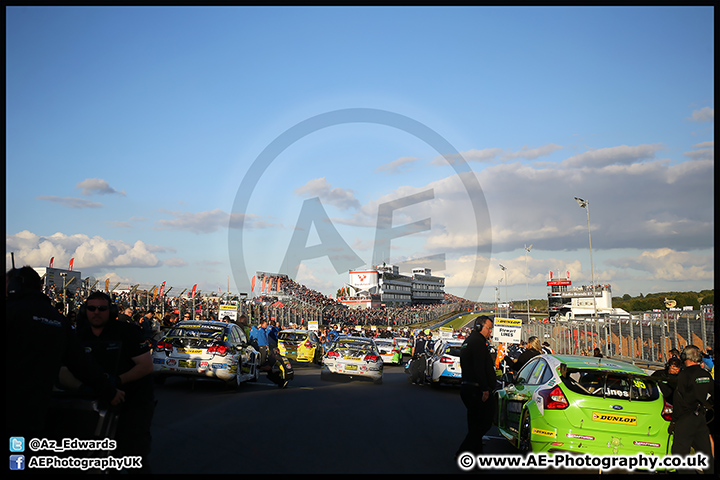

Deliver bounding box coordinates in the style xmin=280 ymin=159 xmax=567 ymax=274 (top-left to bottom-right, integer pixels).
xmin=37 ymin=196 xmax=103 ymax=209
xmin=606 ymin=248 xmax=714 ymax=282
xmin=688 ymin=106 xmax=714 ymax=123
xmin=561 ymin=144 xmax=663 ymax=168
xmin=502 ymin=144 xmax=564 ymax=161
xmin=375 ymin=156 xmax=419 ymax=174
xmin=76 ymin=178 xmax=126 ymax=196
xmin=6 ymin=230 xmax=163 ymax=273
xmin=294 ymin=177 xmax=361 ymax=210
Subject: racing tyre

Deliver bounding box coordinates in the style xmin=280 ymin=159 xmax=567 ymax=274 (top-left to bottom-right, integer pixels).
xmin=518 ymin=410 xmax=533 ymax=453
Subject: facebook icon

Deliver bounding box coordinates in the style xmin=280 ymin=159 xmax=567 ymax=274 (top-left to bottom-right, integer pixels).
xmin=10 ymin=455 xmax=25 ymax=471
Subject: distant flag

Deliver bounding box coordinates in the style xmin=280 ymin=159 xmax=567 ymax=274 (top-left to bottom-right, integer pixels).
xmin=251 ymin=276 xmax=256 ymax=292
xmin=261 ymin=276 xmax=266 ymax=293
xmin=159 ymin=281 xmax=166 ymax=297
xmin=105 ymin=279 xmax=110 ymax=292
xmin=277 ymin=277 xmax=281 ymax=292
xmin=49 ymin=257 xmax=54 ymax=268
xmin=69 ymin=258 xmax=74 ymax=271
xmin=191 ymin=284 xmax=198 ymax=299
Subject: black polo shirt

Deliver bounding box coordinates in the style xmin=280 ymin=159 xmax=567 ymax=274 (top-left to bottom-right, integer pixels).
xmin=76 ymin=319 xmax=153 ymax=404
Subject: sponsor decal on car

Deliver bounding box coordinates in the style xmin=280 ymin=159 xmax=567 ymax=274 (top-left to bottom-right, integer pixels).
xmin=532 ymin=428 xmax=556 ymax=438
xmin=632 ymin=441 xmax=661 ymax=447
xmin=153 ymin=358 xmax=165 ymax=364
xmin=212 ymin=363 xmax=226 ymax=369
xmin=166 ymin=358 xmax=177 ymax=367
xmin=566 ymin=432 xmax=595 ymax=440
xmin=592 ymin=412 xmax=637 ymax=426
xmin=177 ymin=348 xmax=203 ymax=354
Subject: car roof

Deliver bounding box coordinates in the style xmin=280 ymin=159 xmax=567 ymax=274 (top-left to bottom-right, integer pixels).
xmin=544 ymin=354 xmax=648 ymax=375
xmin=175 ymin=320 xmax=231 ymax=329
xmin=337 ymin=336 xmax=373 ymax=342
xmin=278 ymin=329 xmax=310 ymax=334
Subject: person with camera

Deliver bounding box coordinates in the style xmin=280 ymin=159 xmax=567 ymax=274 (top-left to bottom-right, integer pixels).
xmin=6 ymin=267 xmax=124 ymax=441
xmin=75 ymin=291 xmax=155 ymax=473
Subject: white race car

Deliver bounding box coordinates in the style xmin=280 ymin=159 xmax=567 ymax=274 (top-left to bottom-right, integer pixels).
xmin=152 ymin=320 xmax=260 ymax=388
xmin=425 ymin=339 xmax=463 ymax=386
xmin=373 ymin=338 xmax=402 ymax=365
xmin=321 ymin=336 xmax=383 ymax=384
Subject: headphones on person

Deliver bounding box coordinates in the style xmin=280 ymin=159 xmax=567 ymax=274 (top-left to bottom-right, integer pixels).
xmin=77 ymin=291 xmax=119 ymax=324
xmin=680 ymin=345 xmax=701 ymax=363
xmin=6 ymin=266 xmax=42 ymax=298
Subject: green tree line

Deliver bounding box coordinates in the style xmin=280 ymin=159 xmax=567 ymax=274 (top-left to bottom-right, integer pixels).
xmin=514 ymin=290 xmax=714 ymax=313
xmin=612 ymin=289 xmax=714 ymax=312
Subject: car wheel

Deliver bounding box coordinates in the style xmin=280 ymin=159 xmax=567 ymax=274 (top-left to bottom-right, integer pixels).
xmin=518 ymin=410 xmax=532 ymax=453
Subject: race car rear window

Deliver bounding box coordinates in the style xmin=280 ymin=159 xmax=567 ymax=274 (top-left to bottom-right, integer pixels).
xmin=278 ymin=332 xmax=306 ymax=342
xmin=444 ymin=345 xmax=462 ymax=357
xmin=334 ymin=340 xmax=374 ymax=352
xmin=561 ymin=369 xmax=659 ymax=401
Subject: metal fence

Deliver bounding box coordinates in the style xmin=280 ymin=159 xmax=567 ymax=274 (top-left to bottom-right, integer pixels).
xmin=524 ymin=308 xmax=715 ymax=368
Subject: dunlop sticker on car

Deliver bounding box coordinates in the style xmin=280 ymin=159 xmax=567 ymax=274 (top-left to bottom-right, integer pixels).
xmin=532 ymin=428 xmax=555 ymax=438
xmin=592 ymin=412 xmax=637 ymax=425
xmin=177 ymin=348 xmax=203 ymax=354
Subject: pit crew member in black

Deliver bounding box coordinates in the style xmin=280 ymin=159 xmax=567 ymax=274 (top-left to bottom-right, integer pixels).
xmin=671 ymin=345 xmax=714 ymax=474
xmin=75 ymin=291 xmax=154 ymax=473
xmin=456 ymin=316 xmax=495 ymax=457
xmin=410 ymin=331 xmax=430 ymax=384
xmin=6 ymin=267 xmax=124 ymax=439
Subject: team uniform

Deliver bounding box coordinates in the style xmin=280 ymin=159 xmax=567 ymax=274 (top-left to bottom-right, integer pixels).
xmin=671 ymin=364 xmax=714 ymax=473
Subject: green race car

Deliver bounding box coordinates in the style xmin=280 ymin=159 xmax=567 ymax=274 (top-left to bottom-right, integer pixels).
xmin=494 ymin=354 xmax=673 ymax=458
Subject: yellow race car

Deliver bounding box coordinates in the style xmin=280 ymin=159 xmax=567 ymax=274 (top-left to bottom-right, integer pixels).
xmin=277 ymin=329 xmax=323 ymax=364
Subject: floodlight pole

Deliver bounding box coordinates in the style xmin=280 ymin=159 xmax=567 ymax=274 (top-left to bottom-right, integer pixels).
xmin=525 ymin=244 xmax=532 ymax=323
xmin=499 ymin=264 xmax=509 ymax=317
xmin=574 ymin=197 xmax=598 ymax=324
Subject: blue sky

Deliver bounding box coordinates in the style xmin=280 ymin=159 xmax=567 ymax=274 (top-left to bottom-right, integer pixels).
xmin=6 ymin=6 xmax=714 ymax=303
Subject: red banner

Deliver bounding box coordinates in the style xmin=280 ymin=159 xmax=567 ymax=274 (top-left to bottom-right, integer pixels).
xmin=49 ymin=257 xmax=54 ymax=268
xmin=191 ymin=284 xmax=198 ymax=299
xmin=251 ymin=276 xmax=256 ymax=292
xmin=69 ymin=258 xmax=74 ymax=271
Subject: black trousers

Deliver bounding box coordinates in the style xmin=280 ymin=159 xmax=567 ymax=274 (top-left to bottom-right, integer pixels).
xmin=671 ymin=413 xmax=714 ymax=474
xmin=457 ymin=384 xmax=494 ymax=456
